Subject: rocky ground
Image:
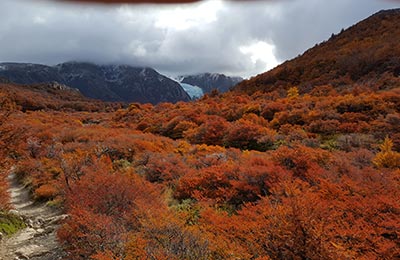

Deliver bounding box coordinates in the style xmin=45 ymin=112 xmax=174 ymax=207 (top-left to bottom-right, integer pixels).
xmin=0 ymin=173 xmax=67 ymax=260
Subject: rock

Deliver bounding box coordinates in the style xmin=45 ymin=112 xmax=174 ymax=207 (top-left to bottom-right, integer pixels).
xmin=15 ymin=245 xmax=44 ymax=258
xmin=15 ymin=251 xmax=29 ymax=259
xmin=33 ymin=228 xmax=45 ymax=237
xmin=48 ymin=214 xmax=69 ymax=225
xmin=15 ymin=256 xmax=28 ymax=260
xmin=44 ymin=226 xmax=55 ymax=234
xmin=8 ymin=209 xmax=19 ymax=216
xmin=34 ymin=217 xmax=45 ymax=226
xmin=0 ymin=231 xmax=3 ymax=240
xmin=26 ymin=219 xmax=34 ymax=228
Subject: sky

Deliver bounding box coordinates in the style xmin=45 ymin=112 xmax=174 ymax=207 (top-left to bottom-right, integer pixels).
xmin=0 ymin=0 xmax=398 ymax=78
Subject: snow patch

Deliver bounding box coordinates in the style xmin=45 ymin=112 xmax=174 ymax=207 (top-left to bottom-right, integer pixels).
xmin=140 ymin=68 xmax=147 ymax=77
xmin=210 ymin=73 xmax=221 ymax=81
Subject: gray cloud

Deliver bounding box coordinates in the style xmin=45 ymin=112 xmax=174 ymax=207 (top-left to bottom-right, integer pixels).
xmin=0 ymin=0 xmax=398 ymax=78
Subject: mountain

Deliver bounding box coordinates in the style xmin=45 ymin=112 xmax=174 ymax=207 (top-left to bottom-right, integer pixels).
xmin=235 ymin=9 xmax=400 ymax=95
xmin=0 ymin=62 xmax=190 ymax=104
xmin=0 ymin=81 xmax=120 ymax=112
xmin=179 ymin=73 xmax=243 ymax=94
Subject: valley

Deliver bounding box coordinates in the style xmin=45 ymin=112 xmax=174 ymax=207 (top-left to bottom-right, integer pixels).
xmin=0 ymin=7 xmax=399 ymax=260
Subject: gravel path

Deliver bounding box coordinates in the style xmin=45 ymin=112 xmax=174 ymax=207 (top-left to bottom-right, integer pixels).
xmin=0 ymin=173 xmax=67 ymax=260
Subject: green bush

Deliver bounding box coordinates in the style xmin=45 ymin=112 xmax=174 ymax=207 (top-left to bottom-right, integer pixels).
xmin=0 ymin=211 xmax=26 ymax=237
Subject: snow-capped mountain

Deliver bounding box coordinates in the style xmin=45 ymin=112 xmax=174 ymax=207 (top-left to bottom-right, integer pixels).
xmin=0 ymin=62 xmax=190 ymax=104
xmin=179 ymin=73 xmax=243 ymax=94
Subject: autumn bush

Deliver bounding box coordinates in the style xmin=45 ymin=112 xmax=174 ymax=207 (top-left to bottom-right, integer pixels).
xmin=0 ymin=172 xmax=9 ymax=210
xmin=34 ymin=183 xmax=59 ymax=200
xmin=0 ymin=79 xmax=399 ymax=259
xmin=58 ymin=157 xmax=160 ymax=259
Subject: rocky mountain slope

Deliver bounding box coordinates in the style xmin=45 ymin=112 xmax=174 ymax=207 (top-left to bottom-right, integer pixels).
xmin=179 ymin=73 xmax=243 ymax=94
xmin=235 ymin=8 xmax=400 ymax=95
xmin=0 ymin=62 xmax=190 ymax=104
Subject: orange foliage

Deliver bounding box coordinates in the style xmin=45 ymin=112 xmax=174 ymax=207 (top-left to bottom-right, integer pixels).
xmin=58 ymin=158 xmax=162 ymax=259
xmin=0 ymin=74 xmax=399 ymax=259
xmin=34 ymin=183 xmax=59 ymax=200
xmin=235 ymin=10 xmax=400 ymax=95
xmin=0 ymin=171 xmax=10 ymax=210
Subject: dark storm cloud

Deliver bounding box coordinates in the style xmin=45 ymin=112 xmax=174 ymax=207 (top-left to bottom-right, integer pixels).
xmin=263 ymin=0 xmax=400 ymax=61
xmin=0 ymin=0 xmax=398 ymax=78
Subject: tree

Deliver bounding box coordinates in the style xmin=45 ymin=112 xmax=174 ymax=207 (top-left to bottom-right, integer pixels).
xmin=287 ymin=86 xmax=300 ymax=99
xmin=373 ymin=137 xmax=400 ymax=168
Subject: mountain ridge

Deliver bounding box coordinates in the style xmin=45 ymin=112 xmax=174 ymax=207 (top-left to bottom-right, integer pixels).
xmin=0 ymin=62 xmax=191 ymax=104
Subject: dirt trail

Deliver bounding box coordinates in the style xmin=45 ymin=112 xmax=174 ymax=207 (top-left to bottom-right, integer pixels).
xmin=0 ymin=173 xmax=67 ymax=260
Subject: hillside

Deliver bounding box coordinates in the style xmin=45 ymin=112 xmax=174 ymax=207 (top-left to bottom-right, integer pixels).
xmin=0 ymin=81 xmax=120 ymax=112
xmin=235 ymin=9 xmax=400 ymax=94
xmin=0 ymin=62 xmax=190 ymax=104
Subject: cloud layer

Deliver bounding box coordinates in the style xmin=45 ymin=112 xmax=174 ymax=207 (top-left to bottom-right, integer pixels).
xmin=0 ymin=0 xmax=398 ymax=78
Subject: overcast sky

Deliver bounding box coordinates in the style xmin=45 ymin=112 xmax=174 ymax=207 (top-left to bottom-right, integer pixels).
xmin=0 ymin=0 xmax=398 ymax=78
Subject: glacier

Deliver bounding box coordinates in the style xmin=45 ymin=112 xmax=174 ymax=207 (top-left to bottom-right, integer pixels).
xmin=180 ymin=83 xmax=204 ymax=99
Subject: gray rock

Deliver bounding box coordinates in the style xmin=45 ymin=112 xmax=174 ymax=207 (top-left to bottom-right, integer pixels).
xmin=48 ymin=214 xmax=69 ymax=225
xmin=44 ymin=226 xmax=55 ymax=234
xmin=35 ymin=217 xmax=45 ymax=225
xmin=26 ymin=219 xmax=34 ymax=228
xmin=8 ymin=209 xmax=19 ymax=216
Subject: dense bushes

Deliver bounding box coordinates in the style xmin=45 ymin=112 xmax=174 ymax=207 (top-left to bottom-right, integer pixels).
xmin=0 ymin=82 xmax=399 ymax=259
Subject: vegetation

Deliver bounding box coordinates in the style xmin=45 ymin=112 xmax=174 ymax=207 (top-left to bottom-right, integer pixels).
xmin=0 ymin=9 xmax=399 ymax=260
xmin=0 ymin=78 xmax=399 ymax=259
xmin=235 ymin=9 xmax=400 ymax=95
xmin=0 ymin=212 xmax=26 ymax=237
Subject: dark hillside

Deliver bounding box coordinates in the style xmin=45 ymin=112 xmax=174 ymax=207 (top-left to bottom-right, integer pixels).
xmin=0 ymin=62 xmax=190 ymax=104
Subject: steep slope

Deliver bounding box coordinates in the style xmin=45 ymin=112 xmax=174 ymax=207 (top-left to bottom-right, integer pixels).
xmin=179 ymin=73 xmax=243 ymax=93
xmin=235 ymin=9 xmax=400 ymax=94
xmin=0 ymin=62 xmax=190 ymax=104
